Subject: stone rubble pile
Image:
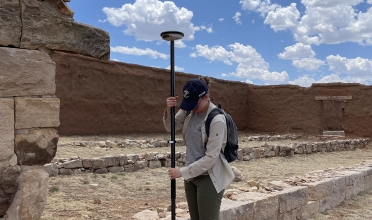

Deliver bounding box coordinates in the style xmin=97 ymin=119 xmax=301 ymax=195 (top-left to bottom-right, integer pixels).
xmin=46 ymin=138 xmax=370 ymax=177
xmin=133 ymin=160 xmax=372 ymax=220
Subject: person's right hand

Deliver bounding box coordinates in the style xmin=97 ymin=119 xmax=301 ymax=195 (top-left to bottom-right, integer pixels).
xmin=166 ymin=96 xmax=179 ymax=108
xmin=166 ymin=96 xmax=178 ymax=115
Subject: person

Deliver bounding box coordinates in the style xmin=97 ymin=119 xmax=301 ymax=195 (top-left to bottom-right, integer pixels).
xmin=163 ymin=77 xmax=235 ymax=220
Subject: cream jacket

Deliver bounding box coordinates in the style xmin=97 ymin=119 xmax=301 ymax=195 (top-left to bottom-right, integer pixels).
xmin=163 ymin=102 xmax=235 ymax=193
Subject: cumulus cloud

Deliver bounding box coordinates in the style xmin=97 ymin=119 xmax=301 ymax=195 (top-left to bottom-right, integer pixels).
xmin=233 ymin=12 xmax=242 ymax=25
xmin=191 ymin=43 xmax=288 ymax=83
xmin=111 ymin=46 xmax=168 ymax=59
xmin=264 ymin=3 xmax=300 ymax=31
xmin=292 ymin=58 xmax=325 ymax=71
xmin=326 ymin=55 xmax=372 ymax=77
xmin=219 ymin=18 xmax=224 ymax=22
xmin=241 ymin=0 xmax=372 ymax=45
xmin=289 ymin=75 xmax=317 ymax=87
xmin=165 ymin=65 xmax=185 ymax=71
xmin=278 ymin=43 xmax=315 ymax=60
xmin=368 ymin=0 xmax=372 ymax=4
xmin=102 ymin=0 xmax=211 ymax=42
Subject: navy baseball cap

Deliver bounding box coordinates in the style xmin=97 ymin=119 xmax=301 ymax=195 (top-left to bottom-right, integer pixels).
xmin=180 ymin=78 xmax=208 ymax=111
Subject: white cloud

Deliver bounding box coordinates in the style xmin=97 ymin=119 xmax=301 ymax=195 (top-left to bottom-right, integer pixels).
xmin=191 ymin=43 xmax=288 ymax=83
xmin=111 ymin=58 xmax=120 ymax=61
xmin=292 ymin=58 xmax=325 ymax=71
xmin=301 ymin=0 xmax=363 ymax=8
xmin=289 ymin=75 xmax=316 ymax=87
xmin=240 ymin=0 xmax=280 ymax=16
xmin=194 ymin=25 xmax=213 ymax=33
xmin=190 ymin=45 xmax=234 ymax=65
xmin=174 ymin=40 xmax=186 ymax=48
xmin=278 ymin=43 xmax=315 ymax=60
xmin=165 ymin=65 xmax=185 ymax=71
xmin=219 ymin=18 xmax=224 ymax=22
xmin=289 ymin=73 xmax=371 ymax=87
xmin=233 ymin=12 xmax=242 ymax=25
xmin=326 ymin=55 xmax=372 ymax=77
xmin=103 ymin=0 xmax=207 ymax=41
xmin=368 ymin=0 xmax=372 ymax=4
xmin=264 ymin=3 xmax=300 ymax=31
xmin=242 ymin=0 xmax=372 ymax=45
xmin=111 ymin=46 xmax=168 ymax=59
xmin=245 ymin=79 xmax=254 ymax=84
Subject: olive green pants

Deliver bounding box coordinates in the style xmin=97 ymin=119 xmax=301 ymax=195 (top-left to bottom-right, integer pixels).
xmin=184 ymin=175 xmax=224 ymax=220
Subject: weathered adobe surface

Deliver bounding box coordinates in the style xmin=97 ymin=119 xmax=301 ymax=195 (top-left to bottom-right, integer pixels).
xmin=52 ymin=52 xmax=372 ymax=138
xmin=51 ymin=51 xmax=250 ymax=135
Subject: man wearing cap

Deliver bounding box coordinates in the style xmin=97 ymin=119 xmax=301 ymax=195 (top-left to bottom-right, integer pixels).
xmin=163 ymin=78 xmax=234 ymax=220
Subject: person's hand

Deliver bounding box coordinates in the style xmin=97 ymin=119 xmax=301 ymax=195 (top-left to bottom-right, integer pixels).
xmin=166 ymin=96 xmax=178 ymax=116
xmin=168 ymin=168 xmax=181 ymax=180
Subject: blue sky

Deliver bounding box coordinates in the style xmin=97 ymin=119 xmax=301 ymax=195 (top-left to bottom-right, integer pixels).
xmin=68 ymin=0 xmax=372 ymax=87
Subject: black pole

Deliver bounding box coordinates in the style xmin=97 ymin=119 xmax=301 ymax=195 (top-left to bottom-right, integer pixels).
xmin=170 ymin=40 xmax=176 ymax=220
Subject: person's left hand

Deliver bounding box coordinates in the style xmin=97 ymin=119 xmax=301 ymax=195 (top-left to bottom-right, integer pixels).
xmin=168 ymin=168 xmax=181 ymax=180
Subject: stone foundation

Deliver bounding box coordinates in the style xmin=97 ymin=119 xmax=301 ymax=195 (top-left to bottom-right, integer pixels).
xmin=0 ymin=0 xmax=109 ymax=218
xmin=45 ymin=138 xmax=370 ymax=176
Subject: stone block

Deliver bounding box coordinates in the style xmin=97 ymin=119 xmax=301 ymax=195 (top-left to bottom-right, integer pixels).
xmin=127 ymin=154 xmax=139 ymax=162
xmin=254 ymin=194 xmax=279 ymax=220
xmin=364 ymin=175 xmax=372 ymax=191
xmin=43 ymin=163 xmax=58 ymax=177
xmin=148 ymin=160 xmax=161 ymax=169
xmin=119 ymin=155 xmax=127 ymax=166
xmin=63 ymin=159 xmax=83 ymax=169
xmin=278 ymin=208 xmax=301 ymax=220
xmin=341 ymin=171 xmax=364 ymax=199
xmin=15 ymin=98 xmax=60 ymax=129
xmin=82 ymin=159 xmax=92 ymax=168
xmin=138 ymin=161 xmax=148 ymax=169
xmin=0 ymin=165 xmax=21 ymax=215
xmin=94 ymin=168 xmax=108 ymax=174
xmin=0 ymin=48 xmax=56 ymax=97
xmin=124 ymin=164 xmax=134 ymax=172
xmin=0 ymin=0 xmax=21 ymax=47
xmin=301 ymin=201 xmax=319 ymax=219
xmin=277 ymin=186 xmax=308 ymax=213
xmin=5 ymin=166 xmax=48 ymax=220
xmin=103 ymin=156 xmax=120 ymax=167
xmin=303 ymin=179 xmax=332 ymax=201
xmin=15 ymin=128 xmax=58 ymax=166
xmin=319 ymin=177 xmax=346 ymax=212
xmin=20 ymin=0 xmax=110 ymax=59
xmin=219 ymin=199 xmax=254 ymax=220
xmin=91 ymin=158 xmax=105 ymax=169
xmin=0 ymin=99 xmax=14 ymax=161
xmin=108 ymin=166 xmax=124 ymax=173
xmin=58 ymin=168 xmax=73 ymax=175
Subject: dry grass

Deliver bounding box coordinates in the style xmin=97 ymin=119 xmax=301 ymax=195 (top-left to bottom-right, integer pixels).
xmin=41 ymin=133 xmax=372 ymax=220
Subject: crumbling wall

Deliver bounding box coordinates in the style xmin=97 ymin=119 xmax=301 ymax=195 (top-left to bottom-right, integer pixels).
xmin=51 ymin=52 xmax=250 ymax=135
xmin=0 ymin=0 xmax=110 ymax=219
xmin=54 ymin=57 xmax=372 ymax=138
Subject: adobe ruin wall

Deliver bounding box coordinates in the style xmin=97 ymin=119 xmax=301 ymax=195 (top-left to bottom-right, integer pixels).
xmin=53 ymin=52 xmax=372 ymax=138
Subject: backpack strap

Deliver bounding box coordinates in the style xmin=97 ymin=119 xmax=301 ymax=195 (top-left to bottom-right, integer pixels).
xmin=204 ymin=108 xmax=224 ymax=150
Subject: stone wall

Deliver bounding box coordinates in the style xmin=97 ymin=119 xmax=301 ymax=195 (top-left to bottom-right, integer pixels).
xmin=44 ymin=137 xmax=370 ymax=176
xmin=0 ymin=0 xmax=110 ymax=219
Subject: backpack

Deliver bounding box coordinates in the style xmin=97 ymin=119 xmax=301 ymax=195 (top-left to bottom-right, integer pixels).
xmin=205 ymin=103 xmax=239 ymax=163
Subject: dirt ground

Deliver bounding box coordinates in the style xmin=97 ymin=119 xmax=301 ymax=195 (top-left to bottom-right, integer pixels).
xmin=41 ymin=132 xmax=372 ymax=220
